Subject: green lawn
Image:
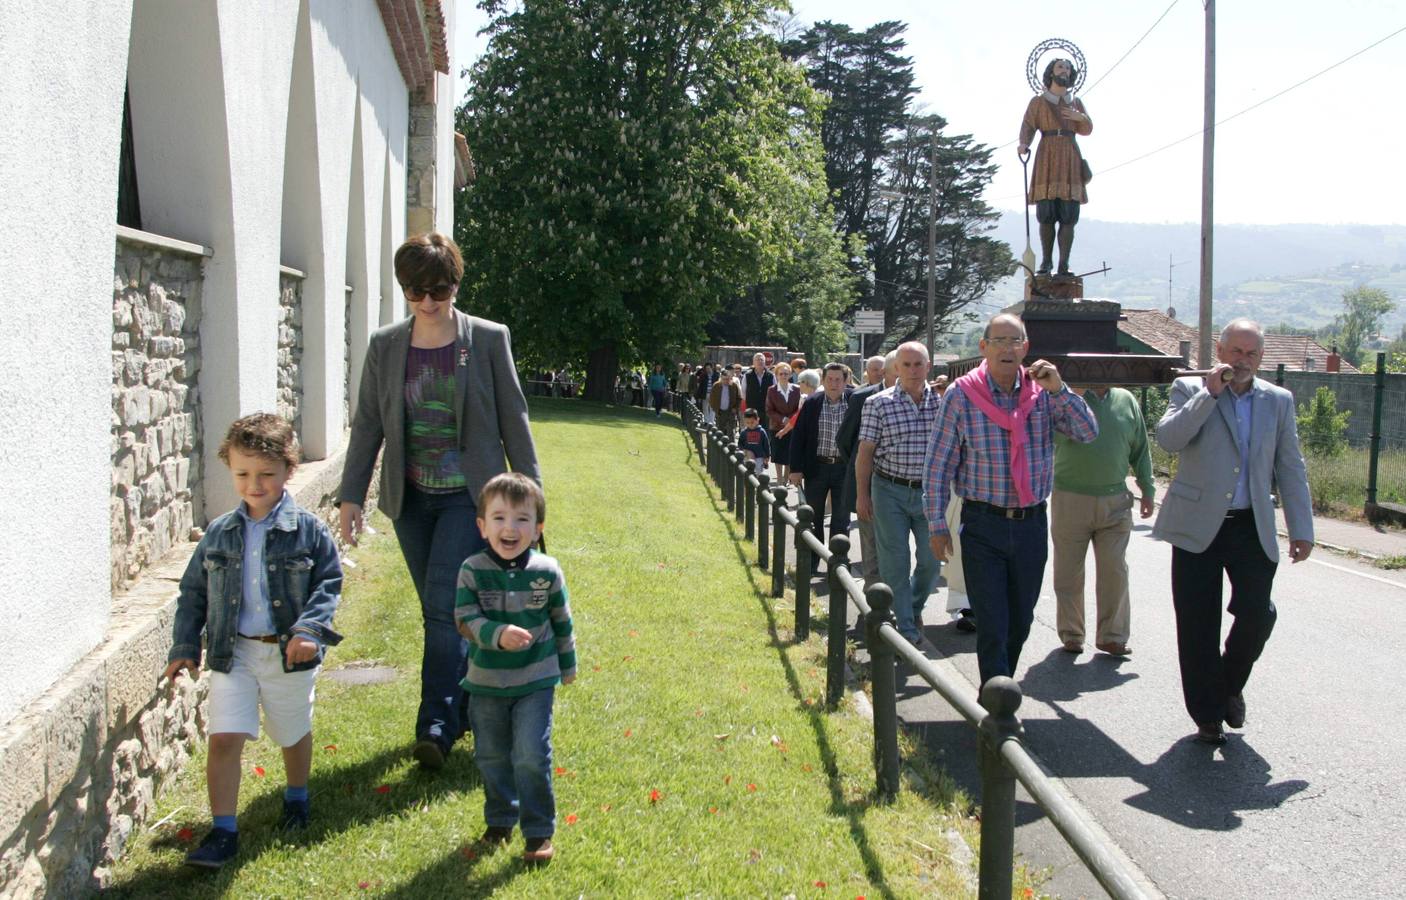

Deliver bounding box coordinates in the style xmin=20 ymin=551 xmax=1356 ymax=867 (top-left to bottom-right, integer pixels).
xmin=105 ymin=398 xmax=1003 ymax=898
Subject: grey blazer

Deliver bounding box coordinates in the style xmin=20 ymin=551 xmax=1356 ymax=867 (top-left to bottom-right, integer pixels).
xmin=338 ymin=309 xmax=540 ymax=519
xmin=1151 ymin=376 xmax=1312 ymax=562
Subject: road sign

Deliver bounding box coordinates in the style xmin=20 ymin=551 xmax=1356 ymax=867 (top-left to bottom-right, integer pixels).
xmin=853 ymin=309 xmax=885 ymax=333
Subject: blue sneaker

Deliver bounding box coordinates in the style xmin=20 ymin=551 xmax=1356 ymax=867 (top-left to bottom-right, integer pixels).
xmin=185 ymin=828 xmax=238 ymax=869
xmin=280 ymin=797 xmax=311 ymax=831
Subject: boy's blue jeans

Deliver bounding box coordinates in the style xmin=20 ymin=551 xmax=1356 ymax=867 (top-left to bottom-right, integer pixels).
xmin=470 ymin=688 xmax=556 ymax=838
xmin=392 ymin=486 xmax=486 ymax=751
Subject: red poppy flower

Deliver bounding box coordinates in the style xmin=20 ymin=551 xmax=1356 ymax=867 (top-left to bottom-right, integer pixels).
xmin=747 ymin=783 xmax=758 ymax=792
xmin=565 ymin=813 xmax=578 ymax=825
xmin=358 ymin=881 xmax=370 ymax=889
xmin=624 ymin=728 xmax=633 ymax=738
xmin=374 ymin=784 xmax=391 ymax=794
xmin=323 ymin=744 xmax=338 ymax=753
xmin=815 ymin=881 xmax=828 ymax=888
xmin=709 ymin=806 xmax=719 ymax=814
xmin=628 ymin=629 xmax=640 ymax=637
xmin=252 ymin=765 xmax=266 ymax=777
xmin=176 ymin=827 xmax=194 ymax=843
xmin=554 ymin=767 xmax=567 ymax=775
xmin=649 ymin=789 xmax=662 ymax=803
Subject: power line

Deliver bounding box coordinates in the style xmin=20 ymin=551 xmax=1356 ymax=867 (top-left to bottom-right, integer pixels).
xmin=1097 ymin=22 xmax=1406 ymax=178
xmin=1082 ymin=0 xmax=1181 ymax=96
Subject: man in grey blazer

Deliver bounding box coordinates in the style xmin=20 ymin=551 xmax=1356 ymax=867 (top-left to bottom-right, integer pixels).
xmin=1152 ymin=318 xmax=1313 ymax=745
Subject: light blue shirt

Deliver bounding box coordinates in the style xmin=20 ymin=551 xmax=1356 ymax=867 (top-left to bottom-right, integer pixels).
xmin=1230 ymin=389 xmax=1253 ymax=509
xmin=236 ymin=491 xmax=288 ymax=637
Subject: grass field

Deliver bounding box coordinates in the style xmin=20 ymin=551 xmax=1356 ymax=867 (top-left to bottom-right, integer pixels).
xmin=104 ymin=399 xmax=1014 ymax=898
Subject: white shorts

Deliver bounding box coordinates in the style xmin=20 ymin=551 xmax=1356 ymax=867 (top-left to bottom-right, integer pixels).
xmin=207 ymin=636 xmax=318 ymax=747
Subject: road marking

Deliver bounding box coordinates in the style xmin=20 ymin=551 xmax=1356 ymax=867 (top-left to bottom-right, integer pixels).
xmin=1306 ymin=556 xmax=1406 ymax=591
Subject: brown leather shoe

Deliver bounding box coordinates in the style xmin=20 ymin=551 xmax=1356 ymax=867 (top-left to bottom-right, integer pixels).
xmin=523 ymin=836 xmax=555 ymax=865
xmin=1195 ymin=722 xmax=1226 ymax=745
xmin=1096 ymin=642 xmax=1131 ymax=657
xmin=1062 ymin=640 xmax=1084 ymax=654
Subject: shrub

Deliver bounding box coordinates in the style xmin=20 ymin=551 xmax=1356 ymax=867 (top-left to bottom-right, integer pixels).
xmin=1297 ymin=386 xmax=1351 ymax=457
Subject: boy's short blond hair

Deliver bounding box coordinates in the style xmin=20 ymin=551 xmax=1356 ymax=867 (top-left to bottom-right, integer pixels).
xmin=477 ymin=472 xmax=546 ymax=523
xmin=218 ymin=413 xmax=299 ymax=469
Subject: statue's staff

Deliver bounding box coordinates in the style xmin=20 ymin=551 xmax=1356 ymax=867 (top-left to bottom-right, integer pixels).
xmin=1018 ymin=146 xmax=1036 ymax=277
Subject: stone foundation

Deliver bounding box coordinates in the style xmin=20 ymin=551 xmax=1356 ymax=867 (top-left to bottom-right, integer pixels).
xmin=277 ymin=269 xmax=305 ymax=446
xmin=110 ymin=231 xmax=206 ymax=592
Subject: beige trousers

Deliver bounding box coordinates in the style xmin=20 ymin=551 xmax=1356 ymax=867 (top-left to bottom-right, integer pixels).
xmin=944 ymin=494 xmax=967 ymax=613
xmin=1051 ymin=489 xmax=1133 ymax=645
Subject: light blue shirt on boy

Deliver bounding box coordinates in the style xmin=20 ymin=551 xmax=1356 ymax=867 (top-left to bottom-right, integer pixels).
xmin=237 ymin=491 xmax=288 ymax=637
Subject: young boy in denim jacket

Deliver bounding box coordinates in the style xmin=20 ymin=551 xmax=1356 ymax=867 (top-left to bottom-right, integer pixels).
xmin=164 ymin=414 xmax=343 ymax=869
xmin=455 ymin=472 xmax=575 ymax=865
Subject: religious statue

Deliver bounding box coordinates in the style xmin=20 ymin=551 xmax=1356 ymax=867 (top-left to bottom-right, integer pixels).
xmin=1018 ymin=47 xmax=1092 ymax=277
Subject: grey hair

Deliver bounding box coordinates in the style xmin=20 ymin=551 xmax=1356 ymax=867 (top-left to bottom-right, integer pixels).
xmin=983 ymin=313 xmax=1027 ymax=340
xmin=797 ymin=369 xmax=822 ymax=389
xmin=1219 ymin=317 xmax=1264 ymax=348
xmin=865 ymin=355 xmax=885 ymax=369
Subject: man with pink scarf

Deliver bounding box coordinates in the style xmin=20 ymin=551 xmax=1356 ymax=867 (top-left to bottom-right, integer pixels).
xmin=923 ymin=315 xmax=1097 ymax=687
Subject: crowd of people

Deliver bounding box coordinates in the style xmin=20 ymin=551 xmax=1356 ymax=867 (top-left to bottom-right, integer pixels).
xmin=688 ymin=314 xmax=1313 ymax=749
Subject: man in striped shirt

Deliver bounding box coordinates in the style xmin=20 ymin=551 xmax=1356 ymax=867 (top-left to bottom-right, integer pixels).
xmin=855 ymin=342 xmax=944 ymax=643
xmin=923 ymin=315 xmax=1097 ymax=686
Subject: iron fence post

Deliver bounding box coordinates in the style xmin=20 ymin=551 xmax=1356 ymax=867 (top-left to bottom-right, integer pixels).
xmin=707 ymin=427 xmax=717 ymax=485
xmin=977 ymin=677 xmax=1025 ymax=900
xmin=1367 ymin=351 xmax=1385 ymax=508
xmin=770 ymin=487 xmax=788 ymax=597
xmin=826 ymin=534 xmax=851 ymax=706
xmin=722 ymin=441 xmax=735 ymax=511
xmin=734 ymin=451 xmax=746 ymax=525
xmin=794 ymin=505 xmax=814 ymax=637
xmin=865 ymin=583 xmax=900 ymax=801
xmin=756 ymin=473 xmax=771 ymax=569
xmin=1275 ymin=363 xmax=1285 ymax=387
xmin=744 ymin=466 xmax=756 ymax=542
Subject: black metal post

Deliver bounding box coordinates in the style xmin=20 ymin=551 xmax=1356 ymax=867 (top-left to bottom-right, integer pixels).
xmin=770 ymin=487 xmax=787 ymax=598
xmin=1275 ymin=363 xmax=1285 ymax=387
xmin=744 ymin=465 xmax=756 ymax=542
xmin=794 ymin=505 xmax=814 ymax=637
xmin=734 ymin=452 xmax=746 ymax=525
xmin=1367 ymin=351 xmax=1385 ymax=508
xmin=707 ymin=427 xmax=718 ymax=485
xmin=977 ymin=677 xmax=1025 ymax=900
xmin=756 ymin=473 xmax=770 ymax=569
xmin=865 ymin=583 xmax=900 ymax=800
xmin=826 ymin=534 xmax=851 ymax=706
xmin=722 ymin=441 xmax=735 ymax=511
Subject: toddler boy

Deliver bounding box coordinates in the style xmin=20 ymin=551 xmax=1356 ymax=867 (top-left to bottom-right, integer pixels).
xmin=455 ymin=472 xmax=576 ymax=864
xmin=164 ymin=413 xmax=343 ymax=869
xmin=739 ymin=408 xmax=771 ymax=474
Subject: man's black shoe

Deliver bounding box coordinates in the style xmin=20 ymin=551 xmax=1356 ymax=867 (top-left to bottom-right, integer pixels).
xmin=954 ymin=609 xmax=976 ymax=633
xmin=1225 ymin=693 xmax=1246 ymax=729
xmin=1195 ymin=722 xmax=1226 ymax=745
xmin=413 ymin=738 xmax=446 ymax=771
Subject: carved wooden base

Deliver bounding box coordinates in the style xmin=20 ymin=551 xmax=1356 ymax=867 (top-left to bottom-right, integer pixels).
xmin=1025 ymin=274 xmax=1084 ymax=301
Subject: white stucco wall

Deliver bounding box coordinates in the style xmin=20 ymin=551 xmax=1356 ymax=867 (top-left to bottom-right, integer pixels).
xmin=434 ymin=0 xmax=458 ymax=237
xmin=0 ymin=0 xmax=135 ymax=725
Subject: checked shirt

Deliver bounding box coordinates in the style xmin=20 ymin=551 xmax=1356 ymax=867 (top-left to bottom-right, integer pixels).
xmin=857 ymin=383 xmax=941 ymax=481
xmin=923 ymin=370 xmax=1097 ymax=536
xmin=816 ymin=393 xmax=848 ymax=458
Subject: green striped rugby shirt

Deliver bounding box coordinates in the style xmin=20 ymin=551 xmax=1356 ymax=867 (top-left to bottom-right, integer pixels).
xmin=454 ymin=549 xmax=576 ymax=696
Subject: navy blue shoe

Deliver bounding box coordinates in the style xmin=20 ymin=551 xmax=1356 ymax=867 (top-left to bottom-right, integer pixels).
xmin=185 ymin=827 xmax=238 ymax=869
xmin=280 ymin=798 xmax=311 ymax=831
xmin=413 ymin=738 xmax=447 ymax=771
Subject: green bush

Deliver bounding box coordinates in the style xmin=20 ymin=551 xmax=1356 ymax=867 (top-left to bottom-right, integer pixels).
xmin=1296 ymin=386 xmax=1352 ymax=457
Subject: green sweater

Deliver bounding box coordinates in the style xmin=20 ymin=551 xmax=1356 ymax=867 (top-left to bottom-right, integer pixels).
xmin=1053 ymin=387 xmax=1155 ymax=497
xmin=455 ymin=548 xmax=576 ymax=697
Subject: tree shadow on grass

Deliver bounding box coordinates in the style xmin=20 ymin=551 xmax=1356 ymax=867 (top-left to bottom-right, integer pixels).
xmin=103 ymin=744 xmax=482 ymax=898
xmin=378 ymin=842 xmax=525 ymax=898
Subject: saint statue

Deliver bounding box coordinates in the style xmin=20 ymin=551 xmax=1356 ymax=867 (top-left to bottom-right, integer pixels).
xmin=1018 ymin=57 xmax=1092 ymax=277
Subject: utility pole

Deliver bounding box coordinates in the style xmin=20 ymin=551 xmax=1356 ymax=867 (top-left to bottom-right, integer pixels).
xmin=926 ymin=128 xmax=937 ymax=358
xmin=1197 ymin=0 xmax=1215 ymax=367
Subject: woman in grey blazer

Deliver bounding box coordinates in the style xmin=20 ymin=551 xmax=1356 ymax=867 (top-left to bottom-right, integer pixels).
xmin=337 ymin=233 xmax=540 ymax=770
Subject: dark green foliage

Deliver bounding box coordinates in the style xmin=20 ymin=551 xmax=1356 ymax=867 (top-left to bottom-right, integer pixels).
xmin=1297 ymin=386 xmax=1352 ymax=457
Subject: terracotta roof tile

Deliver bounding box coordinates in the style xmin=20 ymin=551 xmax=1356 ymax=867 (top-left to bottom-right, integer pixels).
xmin=1117 ymin=308 xmax=1358 ymax=373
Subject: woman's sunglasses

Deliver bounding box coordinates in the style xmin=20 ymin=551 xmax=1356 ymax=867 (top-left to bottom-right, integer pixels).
xmin=401 ymin=282 xmax=456 ymax=302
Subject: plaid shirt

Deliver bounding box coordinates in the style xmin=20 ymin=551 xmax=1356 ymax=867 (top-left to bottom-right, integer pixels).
xmin=816 ymin=393 xmax=848 ymax=457
xmin=858 ymin=383 xmax=941 ymax=481
xmin=923 ymin=371 xmax=1097 ymax=536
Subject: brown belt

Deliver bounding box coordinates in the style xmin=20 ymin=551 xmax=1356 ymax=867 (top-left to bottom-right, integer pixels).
xmin=239 ymin=633 xmax=279 ymax=644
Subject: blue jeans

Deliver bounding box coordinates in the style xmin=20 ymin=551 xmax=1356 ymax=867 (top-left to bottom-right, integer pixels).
xmin=960 ymin=503 xmax=1049 ymax=685
xmin=392 ymin=485 xmax=486 ymax=750
xmin=470 ymin=688 xmax=556 ymax=838
xmin=870 ymin=476 xmax=941 ymax=641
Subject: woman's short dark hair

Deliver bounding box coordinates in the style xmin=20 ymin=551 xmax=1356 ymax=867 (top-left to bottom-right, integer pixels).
xmin=394 ymin=232 xmax=464 ymax=288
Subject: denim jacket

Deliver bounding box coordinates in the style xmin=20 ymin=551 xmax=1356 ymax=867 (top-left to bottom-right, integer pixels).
xmin=169 ymin=498 xmax=344 ymax=674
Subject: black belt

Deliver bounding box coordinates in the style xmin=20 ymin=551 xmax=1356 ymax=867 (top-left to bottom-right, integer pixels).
xmin=964 ymin=499 xmax=1046 ymax=520
xmin=1225 ymin=507 xmax=1254 ymax=520
xmin=1041 ymin=128 xmax=1078 ymax=137
xmin=815 ymin=454 xmax=843 ymax=464
xmin=239 ymin=633 xmax=279 ymax=644
xmin=875 ymin=469 xmax=922 ymax=490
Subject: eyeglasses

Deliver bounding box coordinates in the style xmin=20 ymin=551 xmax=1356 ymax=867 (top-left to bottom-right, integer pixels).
xmin=984 ymin=336 xmax=1025 ymax=347
xmin=401 ymin=282 xmax=457 ymax=302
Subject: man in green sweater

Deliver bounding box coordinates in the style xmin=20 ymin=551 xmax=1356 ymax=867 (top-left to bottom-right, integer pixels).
xmin=1051 ymin=386 xmax=1155 ymax=657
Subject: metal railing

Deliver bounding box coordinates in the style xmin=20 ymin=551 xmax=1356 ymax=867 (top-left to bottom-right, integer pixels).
xmin=681 ymin=398 xmax=1152 ymax=900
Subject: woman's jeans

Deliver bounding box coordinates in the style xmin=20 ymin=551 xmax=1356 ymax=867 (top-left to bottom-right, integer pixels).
xmin=392 ymin=485 xmax=486 ymax=750
xmin=470 ymin=688 xmax=556 ymax=838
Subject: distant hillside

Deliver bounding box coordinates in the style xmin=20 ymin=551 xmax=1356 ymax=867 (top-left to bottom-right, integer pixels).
xmin=984 ymin=214 xmax=1406 ymax=332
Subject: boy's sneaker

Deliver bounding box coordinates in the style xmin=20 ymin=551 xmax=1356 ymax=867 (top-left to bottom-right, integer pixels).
xmin=413 ymin=738 xmax=446 ymax=771
xmin=185 ymin=828 xmax=238 ymax=869
xmin=477 ymin=825 xmax=513 ymax=848
xmin=523 ymin=836 xmax=555 ymax=865
xmin=280 ymin=797 xmax=311 ymax=831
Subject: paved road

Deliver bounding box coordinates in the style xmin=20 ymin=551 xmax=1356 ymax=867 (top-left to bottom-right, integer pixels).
xmin=841 ymin=522 xmax=1406 ymax=899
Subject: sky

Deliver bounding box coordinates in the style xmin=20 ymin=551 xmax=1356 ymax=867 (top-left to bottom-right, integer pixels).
xmin=454 ymin=0 xmax=1405 ymax=226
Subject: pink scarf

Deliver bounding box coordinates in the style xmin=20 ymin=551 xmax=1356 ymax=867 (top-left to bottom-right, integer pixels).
xmin=955 ymin=361 xmax=1042 ymax=507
